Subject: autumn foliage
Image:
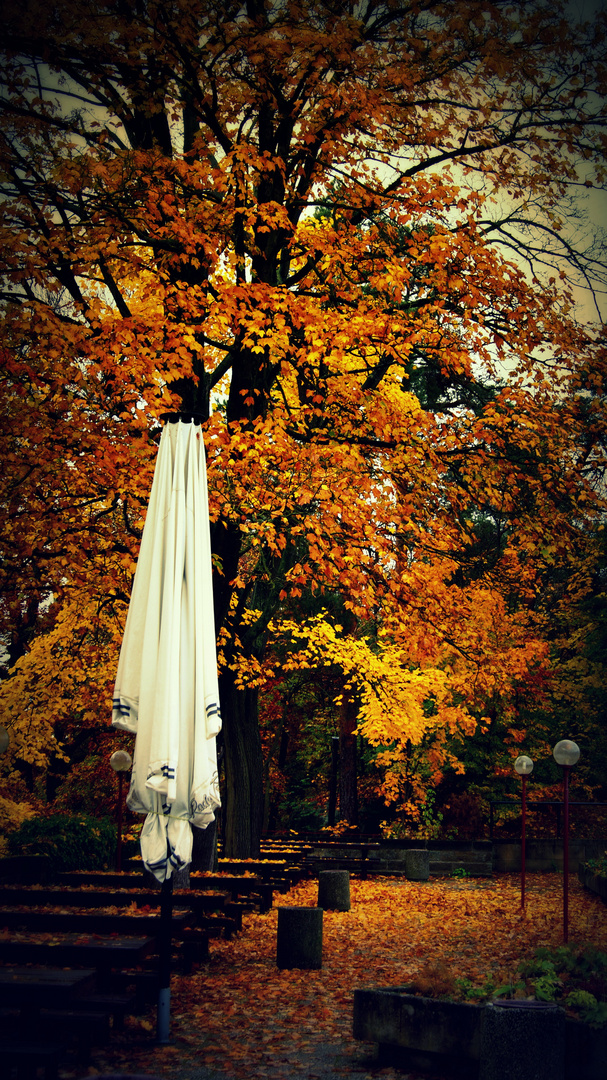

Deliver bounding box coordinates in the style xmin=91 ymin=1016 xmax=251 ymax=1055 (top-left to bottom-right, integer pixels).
xmin=0 ymin=1 xmax=606 ymax=851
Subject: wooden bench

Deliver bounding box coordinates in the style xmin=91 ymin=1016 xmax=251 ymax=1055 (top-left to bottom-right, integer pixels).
xmin=0 ymin=1039 xmax=66 ymax=1080
xmin=0 ymin=917 xmax=211 ymax=978
xmin=111 ymin=969 xmax=160 ymax=1009
xmin=37 ymin=1008 xmax=110 ymax=1065
xmin=300 ymin=855 xmax=372 ymax=876
xmin=0 ymin=884 xmax=229 ymax=913
xmin=61 ymin=867 xmax=279 ymax=903
xmin=190 ymin=873 xmax=274 ymax=912
xmin=180 ymin=927 xmax=213 ymax=973
xmin=103 ymin=866 xmax=276 ymax=913
xmin=0 ymin=933 xmax=159 ymax=1021
xmin=71 ymin=990 xmax=136 ymax=1027
xmin=0 ymin=966 xmax=98 ymax=1077
xmin=0 ymin=907 xmax=191 ymax=936
xmin=216 ymin=859 xmax=304 ymax=890
xmin=0 ymin=885 xmax=239 ymax=938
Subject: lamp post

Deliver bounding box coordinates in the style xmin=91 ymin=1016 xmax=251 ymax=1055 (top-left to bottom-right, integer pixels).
xmin=553 ymin=739 xmax=580 ymax=944
xmin=110 ymin=750 xmax=132 ymax=872
xmin=514 ymin=755 xmax=533 ymax=909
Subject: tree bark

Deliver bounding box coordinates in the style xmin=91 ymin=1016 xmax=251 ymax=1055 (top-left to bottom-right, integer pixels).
xmin=262 ymin=717 xmax=286 ymax=836
xmin=339 ymin=692 xmax=359 ymax=826
xmin=220 ymin=669 xmax=264 ymax=857
xmin=191 ymin=818 xmax=218 ymax=871
xmin=328 ymin=736 xmax=339 ymax=826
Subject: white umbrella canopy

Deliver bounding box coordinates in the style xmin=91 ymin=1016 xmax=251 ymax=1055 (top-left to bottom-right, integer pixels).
xmin=112 ymin=419 xmax=221 ymax=882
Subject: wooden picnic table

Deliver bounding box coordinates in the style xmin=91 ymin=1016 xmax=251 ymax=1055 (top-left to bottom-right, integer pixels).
xmin=215 ymin=859 xmax=303 ymax=890
xmin=216 ymin=858 xmax=292 ymax=878
xmin=0 ymin=933 xmax=156 ymax=975
xmin=0 ymin=966 xmax=97 ymax=1012
xmin=0 ymin=907 xmax=192 ymax=936
xmin=0 ymin=884 xmax=228 ymax=908
xmin=58 ymin=870 xmax=274 ymax=911
xmin=191 ymin=873 xmax=274 ymax=911
xmin=0 ymin=966 xmax=103 ymax=1076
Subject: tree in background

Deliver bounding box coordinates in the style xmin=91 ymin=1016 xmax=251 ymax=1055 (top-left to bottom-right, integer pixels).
xmin=0 ymin=0 xmax=605 ymax=853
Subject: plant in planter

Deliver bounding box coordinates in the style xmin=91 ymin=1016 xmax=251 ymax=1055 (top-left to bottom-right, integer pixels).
xmin=402 ymin=959 xmax=526 ymax=1006
xmin=516 ymin=945 xmax=607 ymax=1027
xmin=585 ymin=852 xmax=607 ymax=876
xmin=401 ymin=946 xmax=607 ymax=1027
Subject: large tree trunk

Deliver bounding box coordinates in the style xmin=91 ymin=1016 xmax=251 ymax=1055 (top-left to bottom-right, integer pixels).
xmin=220 ymin=669 xmax=264 ymax=857
xmin=328 ymin=736 xmax=339 ymax=826
xmin=339 ymin=691 xmax=359 ymax=826
xmin=262 ymin=718 xmax=287 ymax=836
xmin=191 ymin=818 xmax=218 ymax=871
xmin=209 ymin=513 xmax=264 ymax=857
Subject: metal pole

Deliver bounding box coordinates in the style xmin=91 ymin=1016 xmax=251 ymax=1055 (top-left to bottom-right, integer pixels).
xmin=116 ymin=772 xmax=124 ymax=872
xmin=521 ymin=773 xmax=527 ymax=909
xmin=157 ymin=873 xmax=173 ymax=1044
xmin=563 ymin=766 xmax=570 ymax=944
xmin=514 ymin=756 xmax=533 ymax=905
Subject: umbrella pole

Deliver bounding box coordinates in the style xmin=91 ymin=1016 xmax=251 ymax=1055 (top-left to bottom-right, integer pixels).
xmin=157 ymin=872 xmax=173 ymax=1045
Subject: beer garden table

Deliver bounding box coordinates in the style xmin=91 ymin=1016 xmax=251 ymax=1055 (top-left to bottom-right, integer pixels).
xmin=0 ymin=965 xmax=97 ymax=1013
xmin=0 ymin=933 xmax=156 ymax=985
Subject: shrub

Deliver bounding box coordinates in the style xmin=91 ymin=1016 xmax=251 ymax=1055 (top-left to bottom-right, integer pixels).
xmin=8 ymin=813 xmax=115 ymax=871
xmin=0 ymin=796 xmax=36 ymax=833
xmin=517 ymin=945 xmax=607 ymax=1025
xmin=586 ymin=852 xmax=607 ymax=876
xmin=0 ymin=796 xmax=37 ymax=858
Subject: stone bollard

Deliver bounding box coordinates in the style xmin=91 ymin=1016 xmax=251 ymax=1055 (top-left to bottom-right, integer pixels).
xmin=318 ymin=869 xmax=351 ymax=911
xmin=405 ymin=849 xmax=430 ymax=881
xmin=479 ymin=1001 xmax=565 ymax=1080
xmin=276 ymin=906 xmax=323 ymax=970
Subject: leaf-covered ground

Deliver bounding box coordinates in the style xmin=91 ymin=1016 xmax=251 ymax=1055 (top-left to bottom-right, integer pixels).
xmin=80 ymin=873 xmax=607 ymax=1080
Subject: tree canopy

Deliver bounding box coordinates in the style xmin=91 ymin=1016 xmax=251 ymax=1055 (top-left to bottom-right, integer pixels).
xmin=0 ymin=0 xmax=606 ymax=853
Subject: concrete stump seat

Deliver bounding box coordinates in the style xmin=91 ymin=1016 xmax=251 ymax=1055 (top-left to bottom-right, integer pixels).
xmin=480 ymin=1001 xmax=565 ymax=1080
xmin=318 ymin=870 xmax=351 ymax=911
xmin=276 ymin=906 xmax=323 ymax=969
xmin=404 ymin=849 xmax=430 ymax=881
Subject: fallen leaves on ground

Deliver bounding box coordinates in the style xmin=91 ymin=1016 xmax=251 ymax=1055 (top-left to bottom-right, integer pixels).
xmin=82 ymin=874 xmax=607 ymax=1080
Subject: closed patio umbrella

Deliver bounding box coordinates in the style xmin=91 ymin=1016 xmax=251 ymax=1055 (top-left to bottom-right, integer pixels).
xmin=112 ymin=417 xmax=221 ymax=1041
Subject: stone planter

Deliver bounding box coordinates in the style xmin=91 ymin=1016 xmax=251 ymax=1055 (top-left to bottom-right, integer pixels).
xmin=578 ymin=862 xmax=607 ymax=903
xmin=566 ymin=1014 xmax=607 ymax=1080
xmin=480 ymin=1000 xmax=564 ymax=1080
xmin=353 ymin=988 xmax=607 ymax=1080
xmin=353 ymin=988 xmax=482 ymax=1075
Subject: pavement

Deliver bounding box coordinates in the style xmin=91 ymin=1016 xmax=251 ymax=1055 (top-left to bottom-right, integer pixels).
xmin=84 ymin=1038 xmax=450 ymax=1080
